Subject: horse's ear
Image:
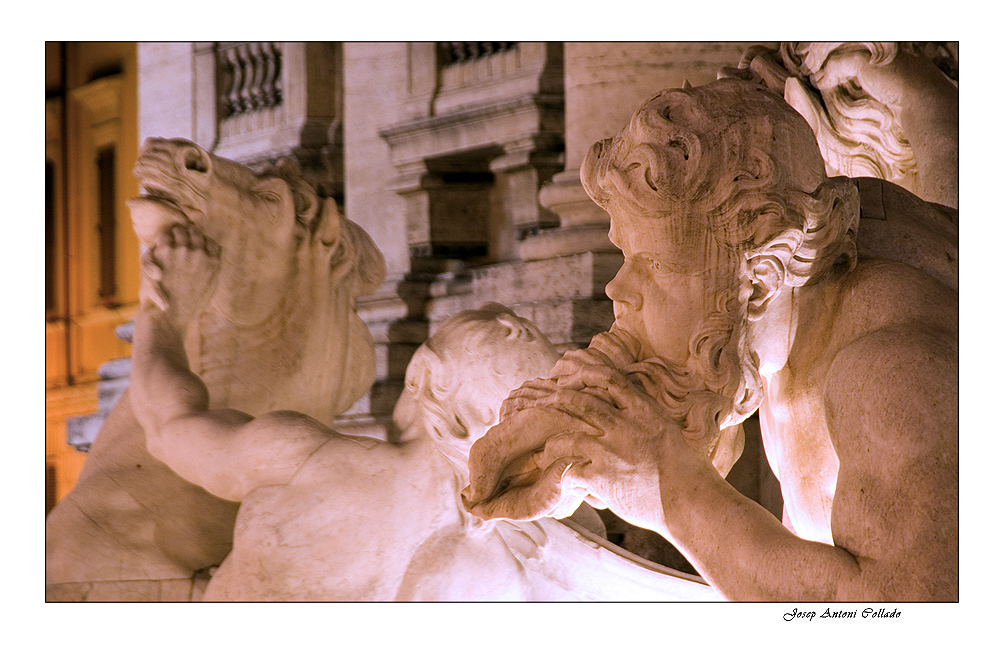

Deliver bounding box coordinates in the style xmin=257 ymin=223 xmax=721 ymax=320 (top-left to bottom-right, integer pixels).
xmin=274 ymin=158 xmax=321 ymax=228
xmin=314 ymin=198 xmax=343 ymax=247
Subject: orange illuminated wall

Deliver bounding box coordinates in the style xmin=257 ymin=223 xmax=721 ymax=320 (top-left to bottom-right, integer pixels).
xmin=45 ymin=42 xmax=140 ymax=510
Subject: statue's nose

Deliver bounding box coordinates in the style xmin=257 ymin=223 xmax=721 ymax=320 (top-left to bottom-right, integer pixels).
xmin=137 ymin=137 xmax=210 ymax=175
xmin=606 ymin=262 xmax=643 ymax=311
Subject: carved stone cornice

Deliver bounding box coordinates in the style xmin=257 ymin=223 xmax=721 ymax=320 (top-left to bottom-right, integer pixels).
xmin=380 ymin=93 xmax=564 ymax=170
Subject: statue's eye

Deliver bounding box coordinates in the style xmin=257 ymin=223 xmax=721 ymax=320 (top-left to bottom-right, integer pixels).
xmin=650 ymin=259 xmax=663 ymax=274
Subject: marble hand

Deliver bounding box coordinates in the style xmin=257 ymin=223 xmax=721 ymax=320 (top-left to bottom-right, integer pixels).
xmin=499 ymin=377 xmax=560 ymax=420
xmin=532 ymin=362 xmax=711 ymax=533
xmin=548 ymin=346 xmax=618 ymax=379
xmin=808 ymin=48 xmax=946 ymax=110
xmin=141 ymin=223 xmax=221 ymax=329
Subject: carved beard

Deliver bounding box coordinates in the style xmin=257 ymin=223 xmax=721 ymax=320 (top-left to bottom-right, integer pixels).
xmin=461 ymin=288 xmax=762 ymax=521
xmin=681 ymin=284 xmax=762 ymax=428
xmin=611 ymin=283 xmax=762 ymax=475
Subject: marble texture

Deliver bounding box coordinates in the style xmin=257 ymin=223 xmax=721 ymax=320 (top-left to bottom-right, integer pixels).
xmin=45 ymin=139 xmax=385 ymax=600
xmin=721 ymin=42 xmax=958 ymax=208
xmin=465 ymin=78 xmax=957 ymax=601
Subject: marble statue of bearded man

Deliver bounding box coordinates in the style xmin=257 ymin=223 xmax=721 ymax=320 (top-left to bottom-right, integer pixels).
xmin=465 ymin=78 xmax=957 ymax=601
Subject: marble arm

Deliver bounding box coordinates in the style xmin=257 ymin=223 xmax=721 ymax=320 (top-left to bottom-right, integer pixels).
xmin=669 ymin=340 xmax=955 ymax=600
xmin=527 ymin=335 xmax=956 ymax=601
xmin=651 ymin=453 xmax=862 ymax=601
xmin=519 ymin=370 xmax=859 ymax=600
xmin=131 ymin=304 xmax=334 ymax=503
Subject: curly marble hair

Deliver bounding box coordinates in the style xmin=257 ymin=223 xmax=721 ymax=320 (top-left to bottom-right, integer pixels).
xmin=780 ymin=42 xmax=916 ymax=184
xmin=781 ymin=42 xmax=957 ymax=189
xmin=404 ymin=303 xmax=559 ymax=457
xmin=582 ymin=79 xmax=858 ymax=291
xmin=264 ymin=157 xmax=386 ymax=295
xmin=580 ymin=79 xmax=860 ymax=428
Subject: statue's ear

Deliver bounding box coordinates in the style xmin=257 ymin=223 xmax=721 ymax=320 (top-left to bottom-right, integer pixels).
xmin=273 ymin=158 xmax=320 ymax=228
xmin=746 ymin=225 xmax=801 ymax=321
xmin=314 ymin=198 xmax=343 ymax=247
xmin=746 ymin=253 xmax=787 ymax=322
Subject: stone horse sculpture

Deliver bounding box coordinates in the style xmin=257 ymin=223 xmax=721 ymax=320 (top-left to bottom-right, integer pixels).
xmin=45 ymin=138 xmax=385 ymax=601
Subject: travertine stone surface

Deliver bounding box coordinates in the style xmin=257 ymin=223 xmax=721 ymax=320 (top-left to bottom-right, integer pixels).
xmin=45 ymin=139 xmax=385 ymax=601
xmin=721 ymin=42 xmax=958 ymax=208
xmin=466 ymin=79 xmax=957 ymax=601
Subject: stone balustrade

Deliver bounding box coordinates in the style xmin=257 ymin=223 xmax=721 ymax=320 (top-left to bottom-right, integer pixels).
xmin=217 ymin=42 xmax=283 ymax=118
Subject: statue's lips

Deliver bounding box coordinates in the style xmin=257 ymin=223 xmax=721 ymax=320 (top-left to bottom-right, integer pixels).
xmin=127 ymin=187 xmax=189 ymax=248
xmin=127 ymin=171 xmax=191 ymax=248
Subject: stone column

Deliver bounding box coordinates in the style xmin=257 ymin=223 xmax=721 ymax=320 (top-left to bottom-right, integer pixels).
xmin=137 ymin=43 xmax=197 ymax=144
xmin=337 ymin=42 xmax=418 ymax=440
xmin=488 ymin=139 xmax=563 ymax=261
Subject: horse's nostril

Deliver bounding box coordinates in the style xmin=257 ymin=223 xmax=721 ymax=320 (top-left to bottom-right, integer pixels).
xmin=184 ymin=149 xmax=208 ymax=173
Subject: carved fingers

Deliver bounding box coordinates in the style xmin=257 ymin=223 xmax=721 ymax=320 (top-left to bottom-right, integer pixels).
xmin=548 ymin=346 xmax=616 ymax=378
xmin=556 ymin=363 xmax=663 ymax=416
xmin=808 ymin=48 xmax=868 ymax=91
xmin=808 ymin=47 xmax=924 ymax=109
xmin=523 ymin=414 xmax=668 ymax=531
xmin=142 ymin=223 xmax=221 ymax=327
xmin=500 ymin=377 xmax=559 ymax=419
xmin=465 ymin=360 xmax=679 ymax=527
xmin=140 ymin=249 xmax=167 ymax=311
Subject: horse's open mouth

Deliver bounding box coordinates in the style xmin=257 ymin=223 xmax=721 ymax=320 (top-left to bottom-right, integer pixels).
xmin=128 ymin=179 xmax=191 ymax=248
xmin=139 ymin=181 xmax=183 ymax=207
